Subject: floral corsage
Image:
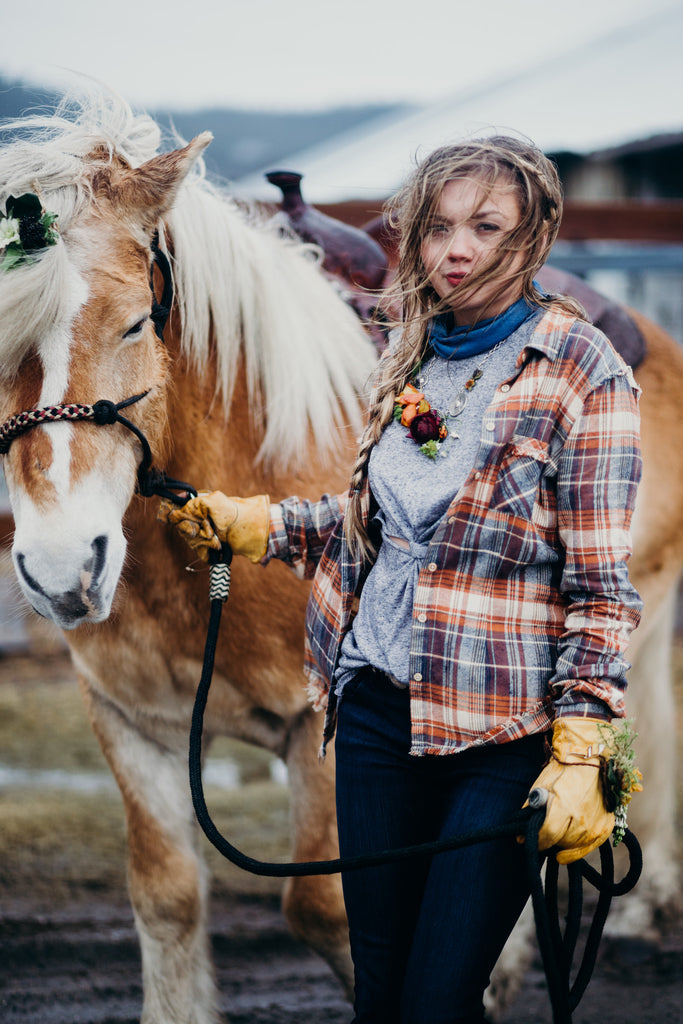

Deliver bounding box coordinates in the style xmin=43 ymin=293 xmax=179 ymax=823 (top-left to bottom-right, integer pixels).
xmin=0 ymin=193 xmax=59 ymax=272
xmin=393 ymin=383 xmax=448 ymax=460
xmin=597 ymin=719 xmax=643 ymax=845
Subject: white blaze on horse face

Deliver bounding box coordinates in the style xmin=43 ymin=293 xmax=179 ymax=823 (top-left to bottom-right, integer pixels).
xmin=9 ymin=267 xmax=131 ymax=630
xmin=34 ymin=322 xmax=82 ymax=505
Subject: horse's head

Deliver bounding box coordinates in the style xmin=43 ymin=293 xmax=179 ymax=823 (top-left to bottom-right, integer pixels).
xmin=0 ymin=131 xmax=210 ymax=629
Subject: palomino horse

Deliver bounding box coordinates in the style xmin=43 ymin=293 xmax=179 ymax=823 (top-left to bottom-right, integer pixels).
xmin=0 ymin=91 xmax=679 ymax=1023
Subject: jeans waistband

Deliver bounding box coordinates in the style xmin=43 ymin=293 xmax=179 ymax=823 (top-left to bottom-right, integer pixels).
xmin=366 ymin=665 xmax=409 ymax=691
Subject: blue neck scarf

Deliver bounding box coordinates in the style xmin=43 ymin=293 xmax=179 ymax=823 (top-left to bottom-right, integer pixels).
xmin=428 ymin=295 xmax=540 ymax=360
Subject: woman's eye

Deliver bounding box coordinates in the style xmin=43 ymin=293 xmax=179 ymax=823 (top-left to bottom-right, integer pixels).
xmin=478 ymin=223 xmax=500 ymax=233
xmin=123 ymin=317 xmax=148 ymax=339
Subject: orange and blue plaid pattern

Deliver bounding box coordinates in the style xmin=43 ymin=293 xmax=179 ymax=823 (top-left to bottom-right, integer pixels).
xmin=268 ymin=308 xmax=643 ymax=756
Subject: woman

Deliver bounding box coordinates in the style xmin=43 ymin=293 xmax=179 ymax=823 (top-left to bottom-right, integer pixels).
xmin=162 ymin=137 xmax=642 ymax=1023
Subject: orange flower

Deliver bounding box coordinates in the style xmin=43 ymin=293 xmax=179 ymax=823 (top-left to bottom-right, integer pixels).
xmin=400 ymin=394 xmax=431 ymax=424
xmin=401 ymin=403 xmax=419 ymax=427
xmin=396 ymin=383 xmax=425 ymax=406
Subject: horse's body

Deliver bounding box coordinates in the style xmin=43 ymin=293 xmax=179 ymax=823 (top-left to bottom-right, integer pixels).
xmin=0 ymin=92 xmax=679 ymax=1024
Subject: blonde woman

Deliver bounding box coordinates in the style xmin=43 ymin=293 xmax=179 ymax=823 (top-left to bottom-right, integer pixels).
xmin=163 ymin=137 xmax=642 ymax=1024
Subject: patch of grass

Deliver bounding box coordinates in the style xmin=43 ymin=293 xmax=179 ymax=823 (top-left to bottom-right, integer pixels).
xmin=0 ymin=788 xmax=129 ymax=903
xmin=0 ymin=656 xmax=291 ymax=903
xmin=0 ymin=655 xmax=280 ymax=780
xmin=0 ymin=666 xmax=107 ymax=773
xmin=0 ymin=778 xmax=291 ymax=904
xmin=200 ymin=782 xmax=291 ymax=898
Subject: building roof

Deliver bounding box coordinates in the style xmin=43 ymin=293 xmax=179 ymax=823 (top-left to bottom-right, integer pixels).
xmin=237 ymin=4 xmax=683 ymax=203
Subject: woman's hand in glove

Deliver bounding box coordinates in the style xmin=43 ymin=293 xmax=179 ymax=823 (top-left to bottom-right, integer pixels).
xmin=524 ymin=717 xmax=615 ymax=864
xmin=158 ymin=491 xmax=270 ymax=563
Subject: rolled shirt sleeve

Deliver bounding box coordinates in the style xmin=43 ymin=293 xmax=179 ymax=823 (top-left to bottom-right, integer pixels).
xmin=551 ymin=370 xmax=643 ymax=719
xmin=265 ymin=492 xmax=347 ymax=579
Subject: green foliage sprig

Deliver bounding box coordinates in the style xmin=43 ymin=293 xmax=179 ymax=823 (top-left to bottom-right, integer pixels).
xmin=598 ymin=718 xmax=643 ymax=845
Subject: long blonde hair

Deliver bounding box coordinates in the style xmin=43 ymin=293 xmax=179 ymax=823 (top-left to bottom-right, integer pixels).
xmin=344 ymin=135 xmax=584 ymax=558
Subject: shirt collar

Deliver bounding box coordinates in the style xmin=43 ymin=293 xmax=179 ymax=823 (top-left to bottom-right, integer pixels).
xmin=515 ymin=307 xmax=578 ymax=367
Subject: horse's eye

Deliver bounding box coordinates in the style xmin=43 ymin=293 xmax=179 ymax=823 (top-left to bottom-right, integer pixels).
xmin=123 ymin=317 xmax=148 ymax=339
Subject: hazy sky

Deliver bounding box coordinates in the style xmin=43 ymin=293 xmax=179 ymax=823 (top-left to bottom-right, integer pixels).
xmin=2 ymin=0 xmax=679 ymax=112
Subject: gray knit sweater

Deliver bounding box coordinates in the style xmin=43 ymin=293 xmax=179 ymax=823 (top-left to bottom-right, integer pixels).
xmin=335 ymin=310 xmax=544 ymax=693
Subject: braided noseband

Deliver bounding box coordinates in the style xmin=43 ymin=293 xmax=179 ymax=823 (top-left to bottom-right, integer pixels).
xmin=0 ymin=235 xmax=195 ymax=505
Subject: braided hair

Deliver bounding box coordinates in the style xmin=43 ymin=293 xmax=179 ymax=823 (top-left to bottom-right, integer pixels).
xmin=344 ymin=135 xmax=584 ymax=559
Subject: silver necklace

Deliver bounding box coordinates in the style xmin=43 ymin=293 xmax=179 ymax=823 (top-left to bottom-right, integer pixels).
xmin=419 ymin=335 xmax=510 ymax=422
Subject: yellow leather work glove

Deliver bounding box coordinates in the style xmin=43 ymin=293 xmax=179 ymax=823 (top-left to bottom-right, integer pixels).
xmin=158 ymin=491 xmax=270 ymax=563
xmin=524 ymin=718 xmax=615 ymax=864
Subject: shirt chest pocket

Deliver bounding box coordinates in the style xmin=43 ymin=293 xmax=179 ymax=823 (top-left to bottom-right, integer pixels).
xmin=490 ymin=436 xmax=552 ymax=520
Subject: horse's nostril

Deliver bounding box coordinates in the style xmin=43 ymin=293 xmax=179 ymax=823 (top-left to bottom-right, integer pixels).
xmin=90 ymin=535 xmax=108 ymax=587
xmin=16 ymin=553 xmax=48 ymax=598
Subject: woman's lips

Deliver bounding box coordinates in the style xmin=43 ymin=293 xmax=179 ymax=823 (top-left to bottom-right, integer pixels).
xmin=445 ymin=272 xmax=466 ymax=285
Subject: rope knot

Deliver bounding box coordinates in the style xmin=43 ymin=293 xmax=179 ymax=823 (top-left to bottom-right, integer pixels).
xmin=92 ymin=399 xmax=119 ymax=425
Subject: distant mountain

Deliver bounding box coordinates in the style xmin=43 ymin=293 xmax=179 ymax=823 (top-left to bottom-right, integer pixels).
xmin=0 ymin=75 xmax=409 ymax=184
xmin=0 ymin=78 xmax=61 ymax=121
xmin=154 ymin=105 xmax=409 ymax=185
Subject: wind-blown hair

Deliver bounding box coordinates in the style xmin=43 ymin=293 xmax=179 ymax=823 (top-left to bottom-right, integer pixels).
xmin=344 ymin=135 xmax=584 ymax=557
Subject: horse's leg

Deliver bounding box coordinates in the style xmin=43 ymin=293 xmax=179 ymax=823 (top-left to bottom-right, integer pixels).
xmin=606 ymin=582 xmax=681 ymax=938
xmin=79 ymin=676 xmax=220 ymax=1024
xmin=280 ymin=706 xmax=353 ymax=999
xmin=483 ymin=900 xmax=537 ymax=1022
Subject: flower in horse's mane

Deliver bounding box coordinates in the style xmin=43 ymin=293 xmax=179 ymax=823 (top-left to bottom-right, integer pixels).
xmin=0 ymin=217 xmax=20 ymax=249
xmin=394 ymin=382 xmax=448 ymax=461
xmin=0 ymin=193 xmax=59 ymax=272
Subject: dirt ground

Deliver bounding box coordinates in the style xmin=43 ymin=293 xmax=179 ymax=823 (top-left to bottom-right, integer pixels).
xmin=0 ymin=627 xmax=681 ymax=1023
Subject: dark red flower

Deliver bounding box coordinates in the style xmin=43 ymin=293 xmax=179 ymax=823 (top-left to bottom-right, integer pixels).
xmin=409 ymin=410 xmax=442 ymax=444
xmin=18 ymin=216 xmax=45 ymax=251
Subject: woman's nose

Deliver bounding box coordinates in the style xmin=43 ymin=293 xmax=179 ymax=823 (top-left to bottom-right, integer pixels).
xmin=444 ymin=228 xmax=473 ymax=262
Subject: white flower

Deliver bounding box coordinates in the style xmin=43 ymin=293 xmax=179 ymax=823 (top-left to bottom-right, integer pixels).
xmin=0 ymin=217 xmax=20 ymax=250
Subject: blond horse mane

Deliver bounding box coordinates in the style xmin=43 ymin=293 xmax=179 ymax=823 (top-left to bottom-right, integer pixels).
xmin=0 ymin=87 xmax=377 ymax=469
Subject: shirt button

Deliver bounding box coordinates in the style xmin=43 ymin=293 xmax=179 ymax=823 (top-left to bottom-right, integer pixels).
xmin=473 ymin=471 xmax=482 ymax=480
xmin=485 ymin=421 xmax=495 ymax=431
xmin=500 ymin=383 xmax=510 ymax=392
xmin=413 ymin=672 xmax=423 ymax=682
xmin=448 ymin=515 xmax=456 ymax=524
xmin=427 ymin=562 xmax=437 ymax=572
xmin=417 ymin=613 xmax=427 ymax=623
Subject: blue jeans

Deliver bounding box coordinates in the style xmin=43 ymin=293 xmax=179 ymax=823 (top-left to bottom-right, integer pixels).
xmin=335 ymin=668 xmax=546 ymax=1024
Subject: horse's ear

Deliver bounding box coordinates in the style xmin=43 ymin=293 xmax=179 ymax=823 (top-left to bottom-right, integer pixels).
xmin=112 ymin=132 xmax=213 ymax=230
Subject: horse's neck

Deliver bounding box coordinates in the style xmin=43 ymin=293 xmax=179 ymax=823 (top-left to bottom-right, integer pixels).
xmin=162 ymin=337 xmax=355 ymax=503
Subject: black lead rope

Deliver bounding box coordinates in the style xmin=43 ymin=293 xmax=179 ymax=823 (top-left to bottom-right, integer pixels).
xmin=190 ymin=550 xmax=643 ymax=1024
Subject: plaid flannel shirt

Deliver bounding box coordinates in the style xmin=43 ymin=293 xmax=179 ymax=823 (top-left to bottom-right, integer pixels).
xmin=266 ymin=308 xmax=643 ymax=756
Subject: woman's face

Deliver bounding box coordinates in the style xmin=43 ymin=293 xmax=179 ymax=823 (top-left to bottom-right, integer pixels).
xmin=420 ymin=176 xmax=525 ymax=325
